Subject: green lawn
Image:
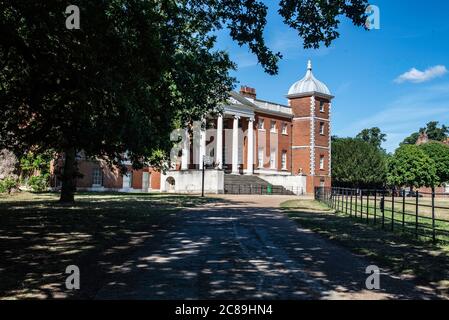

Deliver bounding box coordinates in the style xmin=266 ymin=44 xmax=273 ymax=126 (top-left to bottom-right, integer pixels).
xmin=0 ymin=192 xmax=215 ymax=299
xmin=281 ymin=199 xmax=449 ymax=297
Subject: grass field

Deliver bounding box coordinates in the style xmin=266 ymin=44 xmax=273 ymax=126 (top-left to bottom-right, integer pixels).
xmin=0 ymin=192 xmax=214 ymax=299
xmin=282 ymin=199 xmax=449 ymax=297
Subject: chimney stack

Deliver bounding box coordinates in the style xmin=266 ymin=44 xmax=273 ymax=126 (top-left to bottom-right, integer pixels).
xmin=239 ymin=86 xmax=256 ymax=100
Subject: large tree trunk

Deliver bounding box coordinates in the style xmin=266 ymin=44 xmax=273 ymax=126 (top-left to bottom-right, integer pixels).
xmin=60 ymin=147 xmax=77 ymax=203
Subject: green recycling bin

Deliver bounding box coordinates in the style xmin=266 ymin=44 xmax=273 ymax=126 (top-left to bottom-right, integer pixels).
xmin=267 ymin=184 xmax=272 ymax=194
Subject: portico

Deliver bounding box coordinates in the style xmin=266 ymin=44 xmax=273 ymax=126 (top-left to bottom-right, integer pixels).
xmin=180 ymin=94 xmax=256 ymax=176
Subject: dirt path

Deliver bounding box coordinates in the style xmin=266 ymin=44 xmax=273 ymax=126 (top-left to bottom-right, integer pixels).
xmin=96 ymin=195 xmax=441 ymax=300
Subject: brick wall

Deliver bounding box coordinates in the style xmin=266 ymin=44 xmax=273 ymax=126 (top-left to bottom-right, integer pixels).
xmin=254 ymin=112 xmax=292 ymax=172
xmin=70 ymin=160 xmax=162 ymax=191
xmin=289 ymin=95 xmax=332 ymax=193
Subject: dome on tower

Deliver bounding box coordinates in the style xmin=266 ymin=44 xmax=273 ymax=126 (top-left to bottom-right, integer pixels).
xmin=287 ymin=60 xmax=332 ymax=98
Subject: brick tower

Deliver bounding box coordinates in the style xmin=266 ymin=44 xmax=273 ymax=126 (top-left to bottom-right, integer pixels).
xmin=287 ymin=60 xmax=334 ymax=194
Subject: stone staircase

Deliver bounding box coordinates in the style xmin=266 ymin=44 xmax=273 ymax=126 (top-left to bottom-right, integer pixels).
xmin=224 ymin=174 xmax=295 ymax=195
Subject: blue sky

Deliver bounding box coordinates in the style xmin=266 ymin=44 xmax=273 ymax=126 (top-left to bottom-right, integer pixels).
xmin=215 ymin=0 xmax=449 ymax=153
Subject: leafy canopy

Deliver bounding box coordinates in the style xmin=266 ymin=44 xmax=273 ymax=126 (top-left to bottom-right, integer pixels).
xmin=356 ymin=127 xmax=387 ymax=150
xmin=332 ymin=137 xmax=387 ymax=188
xmin=387 ymin=145 xmax=438 ymax=188
xmin=419 ymin=142 xmax=449 ymax=185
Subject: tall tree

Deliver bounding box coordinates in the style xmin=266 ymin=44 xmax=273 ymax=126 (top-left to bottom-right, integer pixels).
xmin=0 ymin=1 xmax=369 ymax=202
xmin=387 ymin=145 xmax=438 ymax=190
xmin=401 ymin=121 xmax=449 ymax=145
xmin=332 ymin=138 xmax=387 ymax=188
xmin=419 ymin=142 xmax=449 ymax=186
xmin=356 ymin=127 xmax=387 ymax=150
xmin=424 ymin=121 xmax=449 ymax=142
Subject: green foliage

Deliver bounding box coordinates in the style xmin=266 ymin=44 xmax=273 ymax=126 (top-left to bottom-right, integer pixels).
xmin=419 ymin=142 xmax=449 ymax=185
xmin=28 ymin=174 xmax=50 ymax=192
xmin=332 ymin=138 xmax=387 ymax=188
xmin=424 ymin=121 xmax=449 ymax=142
xmin=0 ymin=1 xmax=368 ymax=201
xmin=401 ymin=132 xmax=420 ymax=146
xmin=279 ymin=0 xmax=369 ymax=49
xmin=356 ymin=127 xmax=387 ymax=150
xmin=401 ymin=121 xmax=448 ymax=145
xmin=387 ymin=145 xmax=438 ymax=188
xmin=0 ymin=178 xmax=18 ymax=194
xmin=20 ymin=152 xmax=52 ymax=177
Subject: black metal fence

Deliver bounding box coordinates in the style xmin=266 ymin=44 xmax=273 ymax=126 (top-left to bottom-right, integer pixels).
xmin=315 ymin=187 xmax=449 ymax=243
xmin=225 ymin=184 xmax=304 ymax=196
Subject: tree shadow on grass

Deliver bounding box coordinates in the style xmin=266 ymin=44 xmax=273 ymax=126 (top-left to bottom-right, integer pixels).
xmin=285 ymin=209 xmax=449 ymax=298
xmin=0 ymin=192 xmax=218 ymax=299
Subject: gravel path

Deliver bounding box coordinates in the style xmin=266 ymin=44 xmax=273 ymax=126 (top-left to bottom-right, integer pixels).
xmin=96 ymin=195 xmax=440 ymax=300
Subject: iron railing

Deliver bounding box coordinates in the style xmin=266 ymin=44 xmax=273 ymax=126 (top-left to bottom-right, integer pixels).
xmin=315 ymin=187 xmax=449 ymax=243
xmin=225 ymin=184 xmax=304 ymax=196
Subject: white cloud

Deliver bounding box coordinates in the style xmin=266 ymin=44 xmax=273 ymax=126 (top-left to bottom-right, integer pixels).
xmin=395 ymin=65 xmax=447 ymax=84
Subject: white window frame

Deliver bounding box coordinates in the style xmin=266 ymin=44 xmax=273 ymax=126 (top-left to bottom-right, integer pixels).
xmin=92 ymin=168 xmax=102 ymax=187
xmin=319 ymin=155 xmax=325 ymax=170
xmin=258 ymin=118 xmax=265 ymax=130
xmin=320 ymin=101 xmax=325 ymax=112
xmin=258 ymin=148 xmax=264 ymax=168
xmin=270 ymin=150 xmax=276 ymax=169
xmin=282 ymin=122 xmax=288 ymax=135
xmin=128 ymin=172 xmax=133 ymax=188
xmin=270 ymin=120 xmax=277 ymax=133
xmin=281 ymin=151 xmax=287 ymax=170
xmin=319 ymin=122 xmax=325 ymax=135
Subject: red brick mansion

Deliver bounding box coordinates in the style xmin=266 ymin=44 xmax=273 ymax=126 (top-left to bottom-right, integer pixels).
xmin=62 ymin=60 xmax=334 ymax=194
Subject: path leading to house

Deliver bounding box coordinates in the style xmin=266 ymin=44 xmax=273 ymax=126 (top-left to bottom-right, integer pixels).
xmin=96 ymin=195 xmax=440 ymax=300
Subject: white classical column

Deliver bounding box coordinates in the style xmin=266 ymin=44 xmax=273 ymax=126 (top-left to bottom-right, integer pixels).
xmin=246 ymin=117 xmax=254 ymax=175
xmin=232 ymin=115 xmax=240 ymax=174
xmin=216 ymin=115 xmax=223 ymax=169
xmin=181 ymin=128 xmax=190 ymax=170
xmin=199 ymin=118 xmax=207 ymax=170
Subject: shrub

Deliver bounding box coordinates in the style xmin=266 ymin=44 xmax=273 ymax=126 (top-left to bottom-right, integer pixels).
xmin=0 ymin=177 xmax=19 ymax=194
xmin=28 ymin=174 xmax=50 ymax=192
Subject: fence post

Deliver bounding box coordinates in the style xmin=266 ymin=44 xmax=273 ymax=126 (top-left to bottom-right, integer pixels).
xmin=345 ymin=189 xmax=349 ymax=215
xmin=415 ymin=190 xmax=419 ymax=238
xmin=366 ymin=191 xmax=370 ymax=224
xmin=350 ymin=190 xmax=353 ymax=217
xmin=339 ymin=188 xmax=342 ymax=212
xmin=355 ymin=189 xmax=358 ymax=219
xmin=331 ymin=188 xmax=335 ymax=209
xmin=340 ymin=188 xmax=343 ymax=211
xmin=432 ymin=188 xmax=436 ymax=243
xmin=402 ymin=190 xmax=406 ymax=232
xmin=360 ymin=189 xmax=363 ymax=221
xmin=391 ymin=189 xmax=395 ymax=231
xmin=381 ymin=188 xmax=385 ymax=229
xmin=374 ymin=190 xmax=377 ymax=224
xmin=340 ymin=189 xmax=345 ymax=212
